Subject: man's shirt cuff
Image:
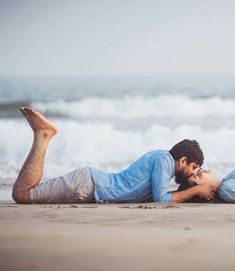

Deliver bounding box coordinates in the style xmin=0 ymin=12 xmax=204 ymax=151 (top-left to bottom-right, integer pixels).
xmin=160 ymin=193 xmax=173 ymax=202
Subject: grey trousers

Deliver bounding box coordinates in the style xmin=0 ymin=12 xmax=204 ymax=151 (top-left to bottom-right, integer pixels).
xmin=29 ymin=167 xmax=95 ymax=204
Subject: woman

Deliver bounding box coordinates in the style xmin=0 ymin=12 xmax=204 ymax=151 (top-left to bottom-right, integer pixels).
xmin=178 ymin=169 xmax=235 ymax=203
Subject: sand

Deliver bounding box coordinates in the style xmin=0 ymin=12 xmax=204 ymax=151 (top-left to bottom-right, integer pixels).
xmin=1 ymin=201 xmax=235 ymax=271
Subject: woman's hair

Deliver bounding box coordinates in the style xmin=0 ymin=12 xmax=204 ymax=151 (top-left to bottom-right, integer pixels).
xmin=169 ymin=139 xmax=204 ymax=166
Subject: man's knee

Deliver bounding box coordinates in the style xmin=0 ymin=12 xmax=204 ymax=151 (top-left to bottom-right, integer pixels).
xmin=12 ymin=186 xmax=31 ymax=204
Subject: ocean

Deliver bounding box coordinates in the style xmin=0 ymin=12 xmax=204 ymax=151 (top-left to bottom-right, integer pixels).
xmin=1 ymin=74 xmax=235 ymax=200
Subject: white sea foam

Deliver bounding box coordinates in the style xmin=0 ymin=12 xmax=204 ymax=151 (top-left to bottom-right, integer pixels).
xmin=32 ymin=95 xmax=235 ymax=118
xmin=1 ymin=118 xmax=235 ymax=188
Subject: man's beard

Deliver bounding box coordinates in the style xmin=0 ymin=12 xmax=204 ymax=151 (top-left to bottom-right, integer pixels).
xmin=175 ymin=171 xmax=192 ymax=184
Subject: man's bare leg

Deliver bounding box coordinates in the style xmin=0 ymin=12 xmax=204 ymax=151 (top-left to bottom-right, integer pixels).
xmin=12 ymin=107 xmax=58 ymax=203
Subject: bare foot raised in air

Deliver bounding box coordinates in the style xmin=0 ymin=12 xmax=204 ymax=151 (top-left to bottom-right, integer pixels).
xmin=20 ymin=107 xmax=58 ymax=137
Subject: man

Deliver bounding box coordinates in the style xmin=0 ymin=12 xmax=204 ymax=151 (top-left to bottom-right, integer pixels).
xmin=12 ymin=107 xmax=217 ymax=204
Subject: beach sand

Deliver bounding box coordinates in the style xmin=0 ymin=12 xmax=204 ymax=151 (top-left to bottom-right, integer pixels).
xmin=1 ymin=201 xmax=235 ymax=271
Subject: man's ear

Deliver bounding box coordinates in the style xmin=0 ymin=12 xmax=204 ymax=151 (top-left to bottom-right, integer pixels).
xmin=179 ymin=156 xmax=187 ymax=166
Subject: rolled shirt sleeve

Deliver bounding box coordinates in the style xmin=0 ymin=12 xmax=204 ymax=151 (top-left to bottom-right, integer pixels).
xmin=151 ymin=155 xmax=174 ymax=202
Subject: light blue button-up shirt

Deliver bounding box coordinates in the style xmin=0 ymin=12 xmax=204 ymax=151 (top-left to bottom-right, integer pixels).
xmin=219 ymin=169 xmax=235 ymax=203
xmin=89 ymin=150 xmax=175 ymax=203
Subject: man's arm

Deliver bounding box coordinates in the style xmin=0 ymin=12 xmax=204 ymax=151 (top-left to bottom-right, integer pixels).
xmin=151 ymin=155 xmax=174 ymax=202
xmin=171 ymin=184 xmax=217 ymax=203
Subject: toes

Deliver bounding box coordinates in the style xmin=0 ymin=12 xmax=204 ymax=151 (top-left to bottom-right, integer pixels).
xmin=23 ymin=107 xmax=36 ymax=116
xmin=20 ymin=107 xmax=27 ymax=117
xmin=20 ymin=107 xmax=37 ymax=122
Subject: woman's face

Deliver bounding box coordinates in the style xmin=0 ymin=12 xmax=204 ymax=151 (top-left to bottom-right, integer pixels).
xmin=188 ymin=169 xmax=214 ymax=185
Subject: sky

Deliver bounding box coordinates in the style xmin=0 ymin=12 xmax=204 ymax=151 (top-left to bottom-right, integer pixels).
xmin=0 ymin=0 xmax=235 ymax=76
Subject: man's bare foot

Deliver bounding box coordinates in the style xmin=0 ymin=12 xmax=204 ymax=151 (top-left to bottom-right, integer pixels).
xmin=20 ymin=107 xmax=58 ymax=137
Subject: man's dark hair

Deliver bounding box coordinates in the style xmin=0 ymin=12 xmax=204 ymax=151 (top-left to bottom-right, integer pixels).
xmin=169 ymin=139 xmax=204 ymax=166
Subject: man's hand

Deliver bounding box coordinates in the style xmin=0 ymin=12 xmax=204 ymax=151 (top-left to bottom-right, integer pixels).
xmin=196 ymin=183 xmax=218 ymax=200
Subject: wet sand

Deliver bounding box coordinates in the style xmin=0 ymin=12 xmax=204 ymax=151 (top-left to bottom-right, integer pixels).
xmin=1 ymin=201 xmax=235 ymax=271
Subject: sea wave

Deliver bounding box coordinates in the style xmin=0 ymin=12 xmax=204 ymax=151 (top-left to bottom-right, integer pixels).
xmin=1 ymin=118 xmax=235 ymax=187
xmin=1 ymin=95 xmax=235 ymax=121
xmin=32 ymin=95 xmax=235 ymax=118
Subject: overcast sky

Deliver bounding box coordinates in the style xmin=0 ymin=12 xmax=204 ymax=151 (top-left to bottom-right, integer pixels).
xmin=0 ymin=0 xmax=235 ymax=76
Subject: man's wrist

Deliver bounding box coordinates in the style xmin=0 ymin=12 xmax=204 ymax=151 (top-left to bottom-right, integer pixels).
xmin=190 ymin=185 xmax=201 ymax=196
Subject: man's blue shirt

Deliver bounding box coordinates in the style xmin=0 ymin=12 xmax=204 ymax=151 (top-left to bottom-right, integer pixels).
xmin=88 ymin=150 xmax=175 ymax=203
